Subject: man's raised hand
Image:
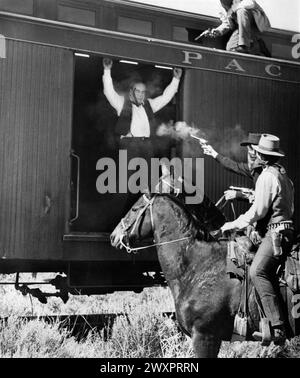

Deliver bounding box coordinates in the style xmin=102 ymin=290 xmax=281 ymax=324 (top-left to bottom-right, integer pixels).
xmin=173 ymin=67 xmax=183 ymax=80
xmin=201 ymin=144 xmax=218 ymax=159
xmin=103 ymin=58 xmax=113 ymax=70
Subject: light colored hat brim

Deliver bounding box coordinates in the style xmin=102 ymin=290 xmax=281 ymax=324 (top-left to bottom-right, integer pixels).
xmin=253 ymin=145 xmax=285 ymax=157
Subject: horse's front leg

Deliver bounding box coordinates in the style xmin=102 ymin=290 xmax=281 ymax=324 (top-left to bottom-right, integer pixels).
xmin=192 ymin=326 xmax=222 ymax=358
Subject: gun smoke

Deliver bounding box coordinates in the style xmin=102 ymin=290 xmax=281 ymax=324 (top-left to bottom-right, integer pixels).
xmin=156 ymin=121 xmax=248 ymax=160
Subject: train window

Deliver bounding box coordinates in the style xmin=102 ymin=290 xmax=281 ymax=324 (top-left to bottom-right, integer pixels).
xmin=58 ymin=5 xmax=96 ymax=26
xmin=117 ymin=16 xmax=153 ymax=36
xmin=70 ymin=55 xmax=177 ymax=233
xmin=172 ymin=26 xmax=189 ymax=42
xmin=272 ymin=43 xmax=293 ymax=60
xmin=0 ymin=0 xmax=33 ymax=15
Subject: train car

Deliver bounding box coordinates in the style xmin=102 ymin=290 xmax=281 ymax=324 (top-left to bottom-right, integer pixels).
xmin=0 ymin=0 xmax=299 ymax=301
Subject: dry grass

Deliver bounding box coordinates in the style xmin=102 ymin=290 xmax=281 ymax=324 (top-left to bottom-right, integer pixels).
xmin=0 ymin=273 xmax=300 ymax=358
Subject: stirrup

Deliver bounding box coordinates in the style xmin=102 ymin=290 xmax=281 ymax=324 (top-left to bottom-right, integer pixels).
xmin=252 ymin=318 xmax=272 ymax=346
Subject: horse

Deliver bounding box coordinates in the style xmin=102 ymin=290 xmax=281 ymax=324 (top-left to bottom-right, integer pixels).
xmin=110 ymin=191 xmax=298 ymax=357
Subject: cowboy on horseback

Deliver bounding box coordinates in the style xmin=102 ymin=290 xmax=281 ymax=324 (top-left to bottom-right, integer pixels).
xmin=221 ymin=134 xmax=295 ymax=345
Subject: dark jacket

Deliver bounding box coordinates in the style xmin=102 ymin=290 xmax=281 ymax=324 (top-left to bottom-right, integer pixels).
xmin=215 ymin=153 xmax=263 ymax=184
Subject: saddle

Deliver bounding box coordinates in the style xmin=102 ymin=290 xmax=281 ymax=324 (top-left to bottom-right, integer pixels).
xmin=227 ymin=234 xmax=300 ymax=344
xmin=227 ymin=234 xmax=300 ymax=292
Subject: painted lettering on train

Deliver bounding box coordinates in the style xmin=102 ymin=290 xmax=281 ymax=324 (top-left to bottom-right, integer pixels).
xmin=182 ymin=50 xmax=283 ymax=79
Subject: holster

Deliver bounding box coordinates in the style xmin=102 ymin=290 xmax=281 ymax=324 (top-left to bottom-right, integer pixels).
xmin=271 ymin=230 xmax=283 ymax=257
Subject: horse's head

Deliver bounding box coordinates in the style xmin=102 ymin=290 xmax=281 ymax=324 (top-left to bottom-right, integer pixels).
xmin=110 ymin=164 xmax=181 ymax=251
xmin=110 ymin=161 xmax=226 ymax=250
xmin=110 ymin=192 xmax=155 ymax=251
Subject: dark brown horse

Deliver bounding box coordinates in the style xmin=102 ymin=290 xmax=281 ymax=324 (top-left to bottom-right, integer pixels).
xmin=110 ymin=192 xmax=296 ymax=357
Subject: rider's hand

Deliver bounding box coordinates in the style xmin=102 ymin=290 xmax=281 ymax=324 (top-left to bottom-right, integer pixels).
xmin=210 ymin=28 xmax=221 ymax=37
xmin=224 ymin=190 xmax=238 ymax=201
xmin=201 ymin=144 xmax=218 ymax=158
xmin=173 ymin=67 xmax=183 ymax=80
xmin=202 ymin=29 xmax=212 ymax=38
xmin=246 ymin=225 xmax=261 ymax=245
xmin=248 ymin=193 xmax=255 ymax=203
xmin=103 ymin=58 xmax=113 ymax=70
xmin=221 ymin=222 xmax=236 ymax=234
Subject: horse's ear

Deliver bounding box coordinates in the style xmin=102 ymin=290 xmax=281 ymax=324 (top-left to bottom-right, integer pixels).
xmin=141 ymin=188 xmax=154 ymax=199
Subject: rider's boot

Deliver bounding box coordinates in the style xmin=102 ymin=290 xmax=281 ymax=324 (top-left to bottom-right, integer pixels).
xmin=253 ymin=323 xmax=286 ymax=346
xmin=272 ymin=325 xmax=287 ymax=346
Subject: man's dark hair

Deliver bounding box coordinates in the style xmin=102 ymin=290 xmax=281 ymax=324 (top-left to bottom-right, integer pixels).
xmin=220 ymin=0 xmax=233 ymax=11
xmin=258 ymin=153 xmax=281 ymax=166
xmin=129 ymin=81 xmax=146 ymax=91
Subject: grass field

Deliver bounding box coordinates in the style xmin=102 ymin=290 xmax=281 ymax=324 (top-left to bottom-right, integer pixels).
xmin=0 ymin=273 xmax=300 ymax=358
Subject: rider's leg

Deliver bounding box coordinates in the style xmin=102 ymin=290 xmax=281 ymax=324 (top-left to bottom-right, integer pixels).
xmin=236 ymin=7 xmax=254 ymax=49
xmin=249 ymin=232 xmax=285 ymax=329
xmin=226 ymin=8 xmax=259 ymax=53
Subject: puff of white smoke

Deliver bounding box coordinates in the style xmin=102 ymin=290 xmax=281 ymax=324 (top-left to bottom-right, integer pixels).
xmin=156 ymin=121 xmax=200 ymax=140
xmin=174 ymin=122 xmax=199 ymax=139
xmin=156 ymin=122 xmax=177 ymax=138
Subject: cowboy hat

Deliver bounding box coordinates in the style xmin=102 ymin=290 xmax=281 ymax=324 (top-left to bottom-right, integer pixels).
xmin=240 ymin=133 xmax=261 ymax=146
xmin=252 ymin=134 xmax=285 ymax=157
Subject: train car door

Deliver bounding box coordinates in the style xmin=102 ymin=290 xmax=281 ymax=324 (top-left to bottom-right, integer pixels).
xmin=68 ymin=54 xmax=177 ymax=235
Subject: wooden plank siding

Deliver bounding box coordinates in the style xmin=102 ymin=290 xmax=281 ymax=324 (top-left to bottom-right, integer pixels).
xmin=0 ymin=40 xmax=73 ymax=259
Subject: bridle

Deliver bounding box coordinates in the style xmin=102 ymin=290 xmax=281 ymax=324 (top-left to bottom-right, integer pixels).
xmin=118 ymin=194 xmax=192 ymax=254
xmin=215 ymin=194 xmax=237 ymax=219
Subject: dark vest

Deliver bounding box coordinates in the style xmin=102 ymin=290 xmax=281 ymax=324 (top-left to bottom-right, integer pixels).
xmin=256 ymin=164 xmax=294 ymax=235
xmin=115 ymin=97 xmax=157 ymax=137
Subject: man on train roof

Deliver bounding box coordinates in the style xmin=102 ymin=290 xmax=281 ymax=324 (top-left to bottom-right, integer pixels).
xmin=198 ymin=0 xmax=271 ymax=55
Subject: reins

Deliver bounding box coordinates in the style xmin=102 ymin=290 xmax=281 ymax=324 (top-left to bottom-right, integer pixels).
xmin=120 ymin=235 xmax=192 ymax=254
xmin=120 ymin=194 xmax=192 ymax=254
xmin=215 ymin=194 xmax=237 ymax=219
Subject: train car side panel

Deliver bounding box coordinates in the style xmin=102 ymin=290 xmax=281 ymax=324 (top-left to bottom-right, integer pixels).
xmin=0 ymin=40 xmax=73 ymax=260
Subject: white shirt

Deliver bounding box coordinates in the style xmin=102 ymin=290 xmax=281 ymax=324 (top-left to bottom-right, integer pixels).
xmin=102 ymin=69 xmax=180 ymax=137
xmin=232 ymin=168 xmax=279 ymax=230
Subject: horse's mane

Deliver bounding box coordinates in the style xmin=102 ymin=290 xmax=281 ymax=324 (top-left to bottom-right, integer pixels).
xmin=153 ymin=193 xmax=213 ymax=242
